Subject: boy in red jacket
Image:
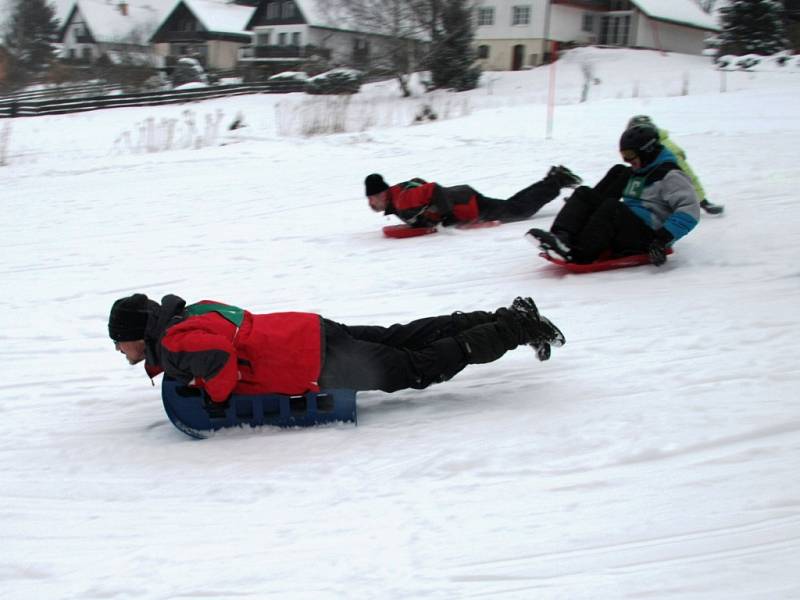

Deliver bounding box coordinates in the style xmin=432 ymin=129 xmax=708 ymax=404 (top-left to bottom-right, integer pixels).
xmin=109 ymin=294 xmax=565 ymax=403
xmin=365 ymin=165 xmax=582 ymax=227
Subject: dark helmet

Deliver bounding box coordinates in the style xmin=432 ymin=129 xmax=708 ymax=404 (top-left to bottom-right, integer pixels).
xmin=619 ymin=124 xmax=662 ymax=165
xmin=627 ymin=114 xmax=655 ymax=129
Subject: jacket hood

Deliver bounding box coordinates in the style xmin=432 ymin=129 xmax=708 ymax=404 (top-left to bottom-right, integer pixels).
xmin=144 ymin=294 xmax=187 ymax=373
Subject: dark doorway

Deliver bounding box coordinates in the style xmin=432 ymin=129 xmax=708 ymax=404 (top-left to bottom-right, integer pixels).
xmin=512 ymin=44 xmax=525 ymax=70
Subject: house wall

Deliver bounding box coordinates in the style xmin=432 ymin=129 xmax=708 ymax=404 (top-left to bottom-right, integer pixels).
xmin=474 ymin=0 xmax=712 ymax=70
xmin=549 ymin=4 xmax=597 ymax=44
xmin=251 ymin=24 xmax=400 ymax=69
xmin=474 ymin=0 xmax=550 ymax=70
xmin=207 ymin=40 xmax=246 ymax=70
xmin=633 ymin=15 xmax=707 ymax=55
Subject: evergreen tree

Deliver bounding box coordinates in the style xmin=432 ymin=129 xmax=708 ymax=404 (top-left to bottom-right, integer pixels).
xmin=718 ymin=0 xmax=788 ymax=55
xmin=2 ymin=0 xmax=60 ymax=75
xmin=427 ymin=0 xmax=481 ymax=91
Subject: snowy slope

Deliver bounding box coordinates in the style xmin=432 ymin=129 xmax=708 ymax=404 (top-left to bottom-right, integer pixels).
xmin=1 ymin=49 xmax=799 ymax=599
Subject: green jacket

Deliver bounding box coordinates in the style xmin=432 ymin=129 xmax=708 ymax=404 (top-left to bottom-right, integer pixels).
xmin=658 ymin=129 xmax=705 ymax=200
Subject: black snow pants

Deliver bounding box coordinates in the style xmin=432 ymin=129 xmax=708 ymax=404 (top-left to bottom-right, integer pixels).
xmin=477 ymin=178 xmax=561 ymax=223
xmin=551 ymin=165 xmax=655 ymax=263
xmin=318 ymin=310 xmax=521 ymax=393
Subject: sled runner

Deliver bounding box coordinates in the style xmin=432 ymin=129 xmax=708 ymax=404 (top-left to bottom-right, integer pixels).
xmin=161 ymin=377 xmax=357 ymax=439
xmin=539 ymin=248 xmax=673 ymax=273
xmin=382 ymin=221 xmax=501 ymax=239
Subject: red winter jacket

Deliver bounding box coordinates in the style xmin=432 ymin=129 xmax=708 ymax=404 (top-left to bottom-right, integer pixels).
xmin=385 ymin=179 xmax=481 ymax=226
xmin=144 ymin=296 xmax=322 ymax=402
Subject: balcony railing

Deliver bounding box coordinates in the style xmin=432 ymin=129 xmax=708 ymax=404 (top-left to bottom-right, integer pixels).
xmin=239 ymin=45 xmax=332 ymax=61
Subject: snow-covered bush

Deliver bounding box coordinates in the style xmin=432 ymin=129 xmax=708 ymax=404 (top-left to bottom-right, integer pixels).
xmin=172 ymin=57 xmax=208 ymax=87
xmin=715 ymin=54 xmax=736 ymax=70
xmin=736 ymin=54 xmax=762 ymax=70
xmin=305 ymin=68 xmax=363 ymax=95
xmin=268 ymin=71 xmax=309 ymax=82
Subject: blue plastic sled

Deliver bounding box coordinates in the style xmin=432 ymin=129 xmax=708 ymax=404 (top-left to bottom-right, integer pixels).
xmin=161 ymin=377 xmax=357 ymax=439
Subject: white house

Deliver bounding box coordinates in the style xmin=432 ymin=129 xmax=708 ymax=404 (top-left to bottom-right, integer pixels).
xmin=58 ymin=0 xmax=167 ymax=66
xmin=240 ymin=0 xmax=424 ymax=74
xmin=474 ymin=0 xmax=720 ymax=71
xmin=150 ymin=0 xmax=256 ymax=71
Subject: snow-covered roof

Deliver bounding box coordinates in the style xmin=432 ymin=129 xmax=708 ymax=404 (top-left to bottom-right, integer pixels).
xmin=181 ymin=0 xmax=255 ymax=35
xmin=64 ymin=0 xmax=175 ymax=43
xmin=289 ymin=0 xmax=421 ymax=37
xmin=631 ymin=0 xmax=720 ymax=32
xmin=288 ymin=0 xmax=367 ymax=32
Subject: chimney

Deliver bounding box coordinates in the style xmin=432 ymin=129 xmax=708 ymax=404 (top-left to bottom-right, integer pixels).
xmin=118 ymin=1 xmax=128 ymax=16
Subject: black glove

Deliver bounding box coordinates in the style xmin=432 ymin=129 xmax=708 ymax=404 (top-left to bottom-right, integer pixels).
xmin=648 ymin=228 xmax=673 ymax=266
xmin=648 ymin=239 xmax=667 ymax=266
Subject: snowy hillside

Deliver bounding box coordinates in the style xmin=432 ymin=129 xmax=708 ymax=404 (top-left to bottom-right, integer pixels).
xmin=1 ymin=48 xmax=799 ymax=599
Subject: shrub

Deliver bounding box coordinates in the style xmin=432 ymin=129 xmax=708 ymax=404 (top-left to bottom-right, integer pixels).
xmin=305 ymin=68 xmax=363 ymax=95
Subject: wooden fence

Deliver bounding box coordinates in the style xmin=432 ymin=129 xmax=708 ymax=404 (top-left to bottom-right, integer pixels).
xmin=0 ymin=81 xmax=306 ymax=118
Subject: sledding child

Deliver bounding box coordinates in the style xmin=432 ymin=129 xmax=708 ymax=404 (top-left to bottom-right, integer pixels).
xmin=627 ymin=114 xmax=724 ymax=215
xmin=365 ymin=165 xmax=582 ymax=228
xmin=527 ymin=124 xmax=701 ymax=266
xmin=109 ymin=294 xmax=565 ymax=404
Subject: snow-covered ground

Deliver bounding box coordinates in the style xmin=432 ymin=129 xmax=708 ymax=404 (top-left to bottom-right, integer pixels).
xmin=2 ymin=48 xmax=799 ymax=599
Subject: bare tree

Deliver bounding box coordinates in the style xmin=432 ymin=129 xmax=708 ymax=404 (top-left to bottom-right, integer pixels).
xmin=334 ymin=0 xmax=431 ymax=96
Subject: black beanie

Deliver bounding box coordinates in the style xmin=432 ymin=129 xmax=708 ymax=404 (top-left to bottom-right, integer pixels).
xmin=108 ymin=293 xmax=153 ymax=342
xmin=365 ymin=173 xmax=389 ymax=196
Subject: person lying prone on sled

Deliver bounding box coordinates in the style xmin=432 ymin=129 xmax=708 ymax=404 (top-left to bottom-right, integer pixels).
xmin=364 ymin=165 xmax=582 ymax=228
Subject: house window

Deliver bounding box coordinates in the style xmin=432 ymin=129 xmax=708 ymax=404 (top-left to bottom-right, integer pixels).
xmin=477 ymin=7 xmax=494 ymax=26
xmin=618 ymin=14 xmax=630 ymax=45
xmin=477 ymin=44 xmax=490 ymax=59
xmin=291 ymin=32 xmax=301 ymax=46
xmin=278 ymin=32 xmax=287 ymax=45
xmin=512 ymin=6 xmax=530 ymax=26
xmin=81 ymin=46 xmax=92 ymax=60
xmin=353 ymin=38 xmax=369 ymax=63
xmin=257 ymin=32 xmax=271 ymax=46
xmin=266 ymin=2 xmax=279 ymax=19
xmin=582 ymin=14 xmax=594 ymax=33
xmin=282 ymin=1 xmax=295 ymax=18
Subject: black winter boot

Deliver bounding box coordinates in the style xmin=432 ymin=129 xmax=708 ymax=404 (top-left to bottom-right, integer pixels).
xmin=526 ymin=228 xmax=573 ymax=261
xmin=495 ymin=297 xmax=566 ymax=362
xmin=509 ymin=297 xmax=565 ymax=347
xmin=545 ymin=165 xmax=583 ymax=189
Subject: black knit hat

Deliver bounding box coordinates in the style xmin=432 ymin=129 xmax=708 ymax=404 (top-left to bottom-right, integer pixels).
xmin=108 ymin=293 xmax=153 ymax=342
xmin=365 ymin=173 xmax=389 ymax=196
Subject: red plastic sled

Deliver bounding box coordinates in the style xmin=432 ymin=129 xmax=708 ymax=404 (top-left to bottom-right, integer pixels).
xmin=382 ymin=220 xmax=501 ymax=239
xmin=383 ymin=224 xmax=438 ymax=238
xmin=540 ymin=248 xmax=673 ymax=273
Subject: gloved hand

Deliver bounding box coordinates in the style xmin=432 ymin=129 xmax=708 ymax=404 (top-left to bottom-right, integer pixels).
xmin=648 ymin=239 xmax=668 ymax=266
xmin=648 ymin=228 xmax=673 ymax=266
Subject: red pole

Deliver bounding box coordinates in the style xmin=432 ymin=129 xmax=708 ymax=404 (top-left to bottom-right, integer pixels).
xmin=546 ymin=40 xmax=558 ymax=139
